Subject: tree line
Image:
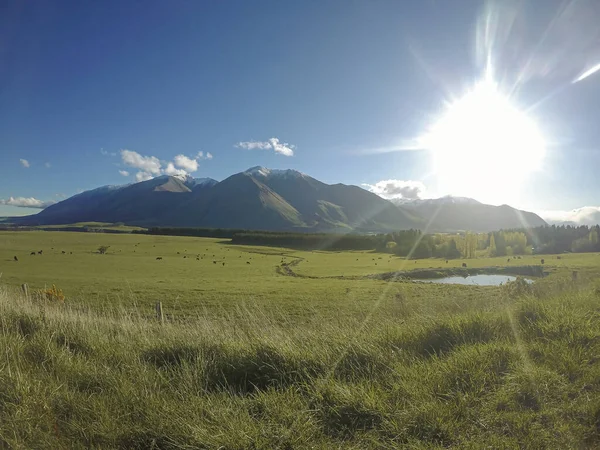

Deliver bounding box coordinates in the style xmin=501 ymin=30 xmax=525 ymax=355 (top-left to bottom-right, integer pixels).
xmin=126 ymin=224 xmax=600 ymax=257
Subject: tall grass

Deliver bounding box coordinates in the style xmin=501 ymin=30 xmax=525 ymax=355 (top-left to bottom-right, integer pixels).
xmin=0 ymin=280 xmax=599 ymax=448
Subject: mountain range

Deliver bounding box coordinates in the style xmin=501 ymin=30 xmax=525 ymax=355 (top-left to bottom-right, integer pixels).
xmin=14 ymin=167 xmax=547 ymax=232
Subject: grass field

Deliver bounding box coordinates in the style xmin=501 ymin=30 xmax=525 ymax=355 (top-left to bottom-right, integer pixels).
xmin=1 ymin=231 xmax=600 ymax=448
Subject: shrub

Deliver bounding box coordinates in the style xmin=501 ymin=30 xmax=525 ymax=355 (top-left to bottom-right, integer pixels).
xmin=36 ymin=284 xmax=65 ymax=304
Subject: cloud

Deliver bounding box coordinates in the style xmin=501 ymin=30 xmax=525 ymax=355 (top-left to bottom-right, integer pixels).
xmin=235 ymin=137 xmax=295 ymax=156
xmin=173 ymin=154 xmax=199 ymax=173
xmin=362 ymin=179 xmax=426 ymax=200
xmin=19 ymin=159 xmax=30 ymax=168
xmin=538 ymin=206 xmax=600 ymax=226
xmin=44 ymin=162 xmax=51 ymax=168
xmin=121 ymin=149 xmax=213 ymax=183
xmin=121 ymin=150 xmax=162 ymax=175
xmin=101 ymin=149 xmax=117 ymax=157
xmin=163 ymin=162 xmax=187 ymax=177
xmin=197 ymin=151 xmax=213 ymax=160
xmin=135 ymin=172 xmax=153 ymax=182
xmin=0 ymin=196 xmax=55 ymax=209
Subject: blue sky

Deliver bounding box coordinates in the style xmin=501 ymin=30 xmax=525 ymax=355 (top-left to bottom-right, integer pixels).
xmin=2 ymin=0 xmax=600 ymax=222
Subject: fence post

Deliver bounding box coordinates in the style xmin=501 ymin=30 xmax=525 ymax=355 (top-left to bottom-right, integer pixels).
xmin=155 ymin=301 xmax=164 ymax=324
xmin=21 ymin=283 xmax=28 ymax=299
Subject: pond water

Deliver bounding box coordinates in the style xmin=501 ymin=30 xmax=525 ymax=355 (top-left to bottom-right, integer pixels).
xmin=414 ymin=274 xmax=533 ymax=286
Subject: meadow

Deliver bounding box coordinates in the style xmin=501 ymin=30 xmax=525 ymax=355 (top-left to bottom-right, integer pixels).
xmin=0 ymin=230 xmax=599 ymax=448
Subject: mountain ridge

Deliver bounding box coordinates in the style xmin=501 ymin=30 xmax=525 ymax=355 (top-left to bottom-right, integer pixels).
xmin=15 ymin=169 xmax=547 ymax=232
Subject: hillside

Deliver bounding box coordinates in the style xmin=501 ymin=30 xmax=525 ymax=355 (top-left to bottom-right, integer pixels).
xmin=397 ymin=196 xmax=547 ymax=232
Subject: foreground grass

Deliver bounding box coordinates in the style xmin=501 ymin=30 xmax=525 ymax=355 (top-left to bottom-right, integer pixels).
xmin=1 ymin=277 xmax=599 ymax=449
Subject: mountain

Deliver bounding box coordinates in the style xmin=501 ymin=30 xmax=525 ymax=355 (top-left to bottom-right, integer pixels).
xmin=396 ymin=196 xmax=547 ymax=232
xmin=16 ymin=169 xmax=421 ymax=232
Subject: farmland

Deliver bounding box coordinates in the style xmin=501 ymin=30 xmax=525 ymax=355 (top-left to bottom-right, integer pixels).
xmin=0 ymin=230 xmax=599 ymax=448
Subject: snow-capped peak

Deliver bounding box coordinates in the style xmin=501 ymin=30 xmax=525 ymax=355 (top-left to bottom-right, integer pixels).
xmin=244 ymin=166 xmax=305 ymax=178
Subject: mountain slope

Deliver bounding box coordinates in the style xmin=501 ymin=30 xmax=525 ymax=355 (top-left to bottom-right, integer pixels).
xmin=398 ymin=196 xmax=547 ymax=232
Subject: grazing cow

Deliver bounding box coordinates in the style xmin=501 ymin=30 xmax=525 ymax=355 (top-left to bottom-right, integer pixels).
xmin=183 ymin=256 xmax=187 ymax=259
xmin=156 ymin=257 xmax=163 ymax=260
xmin=246 ymin=261 xmax=251 ymax=264
xmin=14 ymin=256 xmax=18 ymax=262
xmin=213 ymin=261 xmax=217 ymax=264
xmin=70 ymin=252 xmax=72 ymax=255
xmin=445 ymin=260 xmax=448 ymax=263
xmin=62 ymin=251 xmax=66 ymax=254
xmin=196 ymin=257 xmax=200 ymax=261
xmin=30 ymin=252 xmax=35 ymax=256
xmin=38 ymin=250 xmax=43 ymax=255
xmin=222 ymin=262 xmax=225 ymax=266
xmin=540 ymin=259 xmax=545 ymax=264
xmin=177 ymin=252 xmax=180 ymax=255
xmin=507 ymin=258 xmax=511 ymax=263
xmin=462 ymin=263 xmax=467 ymax=268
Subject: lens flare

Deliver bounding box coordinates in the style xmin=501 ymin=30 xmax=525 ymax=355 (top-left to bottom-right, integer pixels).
xmin=419 ymin=76 xmax=546 ymax=204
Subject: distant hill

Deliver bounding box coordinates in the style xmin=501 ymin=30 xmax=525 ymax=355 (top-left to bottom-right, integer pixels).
xmin=16 ymin=168 xmax=422 ymax=232
xmin=395 ymin=196 xmax=547 ymax=232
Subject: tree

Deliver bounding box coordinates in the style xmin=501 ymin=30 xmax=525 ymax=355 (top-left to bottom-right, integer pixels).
xmin=98 ymin=245 xmax=110 ymax=254
xmin=489 ymin=233 xmax=497 ymax=256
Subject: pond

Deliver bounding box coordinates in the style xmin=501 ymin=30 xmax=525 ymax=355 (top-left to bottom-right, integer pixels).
xmin=413 ymin=274 xmax=533 ymax=286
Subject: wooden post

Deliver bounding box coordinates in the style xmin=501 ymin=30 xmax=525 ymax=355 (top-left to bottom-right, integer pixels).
xmin=155 ymin=302 xmax=164 ymax=323
xmin=21 ymin=283 xmax=28 ymax=298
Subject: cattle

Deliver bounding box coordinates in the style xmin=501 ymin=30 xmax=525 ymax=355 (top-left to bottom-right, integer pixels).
xmin=222 ymin=262 xmax=225 ymax=266
xmin=462 ymin=263 xmax=467 ymax=267
xmin=70 ymin=252 xmax=72 ymax=255
xmin=156 ymin=257 xmax=163 ymax=260
xmin=14 ymin=256 xmax=18 ymax=262
xmin=62 ymin=251 xmax=66 ymax=254
xmin=183 ymin=256 xmax=187 ymax=259
xmin=445 ymin=260 xmax=448 ymax=263
xmin=196 ymin=257 xmax=200 ymax=261
xmin=540 ymin=259 xmax=545 ymax=264
xmin=213 ymin=261 xmax=217 ymax=264
xmin=177 ymin=252 xmax=180 ymax=255
xmin=507 ymin=258 xmax=511 ymax=263
xmin=30 ymin=252 xmax=36 ymax=256
xmin=246 ymin=261 xmax=251 ymax=264
xmin=38 ymin=250 xmax=43 ymax=255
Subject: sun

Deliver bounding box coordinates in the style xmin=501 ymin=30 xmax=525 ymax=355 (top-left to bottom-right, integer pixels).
xmin=419 ymin=77 xmax=546 ymax=205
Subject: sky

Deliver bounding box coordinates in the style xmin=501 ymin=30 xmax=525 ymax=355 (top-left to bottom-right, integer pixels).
xmin=2 ymin=0 xmax=600 ymax=223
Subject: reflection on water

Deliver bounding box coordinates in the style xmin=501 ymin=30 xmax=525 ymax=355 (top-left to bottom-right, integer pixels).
xmin=414 ymin=274 xmax=533 ymax=286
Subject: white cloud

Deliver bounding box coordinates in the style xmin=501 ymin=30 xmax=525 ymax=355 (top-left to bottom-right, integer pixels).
xmin=121 ymin=149 xmax=213 ymax=183
xmin=196 ymin=151 xmax=213 ymax=160
xmin=173 ymin=154 xmax=199 ymax=172
xmin=235 ymin=137 xmax=295 ymax=156
xmin=101 ymin=149 xmax=116 ymax=157
xmin=0 ymin=196 xmax=55 ymax=209
xmin=121 ymin=149 xmax=162 ymax=175
xmin=163 ymin=162 xmax=187 ymax=177
xmin=44 ymin=162 xmax=51 ymax=168
xmin=362 ymin=179 xmax=426 ymax=200
xmin=538 ymin=206 xmax=600 ymax=226
xmin=135 ymin=171 xmax=153 ymax=182
xmin=20 ymin=159 xmax=30 ymax=168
